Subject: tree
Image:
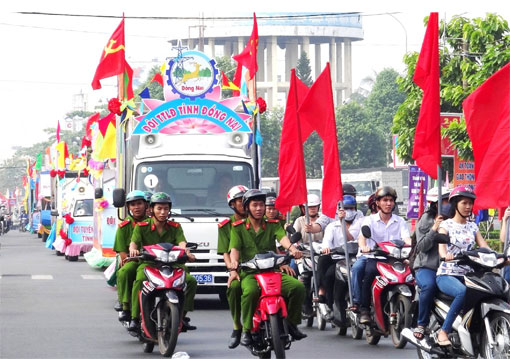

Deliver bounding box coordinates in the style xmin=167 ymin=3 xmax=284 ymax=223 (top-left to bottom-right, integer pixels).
xmin=393 ymin=13 xmax=510 ymax=162
xmin=215 ymin=56 xmax=237 ymax=99
xmin=296 ymin=51 xmax=313 ymax=86
xmin=260 ymin=108 xmax=283 ymax=177
xmin=135 ymin=65 xmax=164 ymax=102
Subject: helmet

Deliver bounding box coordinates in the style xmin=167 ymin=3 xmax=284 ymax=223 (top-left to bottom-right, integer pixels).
xmin=242 ymin=189 xmax=266 ymax=209
xmin=307 ymin=194 xmax=321 ymax=207
xmin=448 ymin=186 xmax=476 ymax=202
xmin=126 ymin=190 xmax=147 ymax=204
xmin=150 ymin=192 xmax=172 ymax=206
xmin=342 ymin=195 xmax=357 ymax=209
xmin=368 ymin=192 xmax=378 ymax=213
xmin=342 ymin=183 xmax=357 ymax=196
xmin=375 ymin=186 xmax=397 ymax=201
xmin=426 ymin=187 xmax=450 ymax=202
xmin=144 ymin=191 xmax=153 ymax=202
xmin=226 ymin=185 xmax=249 ymax=206
xmin=265 ymin=191 xmax=277 ymax=206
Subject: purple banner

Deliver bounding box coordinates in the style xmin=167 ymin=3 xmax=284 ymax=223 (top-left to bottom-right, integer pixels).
xmin=407 ymin=165 xmax=428 ymax=219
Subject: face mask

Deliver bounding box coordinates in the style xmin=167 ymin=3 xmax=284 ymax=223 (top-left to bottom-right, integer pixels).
xmin=345 ymin=209 xmax=356 ymax=221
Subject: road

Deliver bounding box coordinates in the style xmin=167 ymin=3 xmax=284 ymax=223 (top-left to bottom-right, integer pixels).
xmin=0 ymin=231 xmax=416 ymax=358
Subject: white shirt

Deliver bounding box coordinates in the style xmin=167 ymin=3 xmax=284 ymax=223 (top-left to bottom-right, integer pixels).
xmin=323 ymin=217 xmax=363 ymax=249
xmin=316 ymin=210 xmax=365 ymax=230
xmin=437 ymin=219 xmax=478 ymax=276
xmin=359 ymin=212 xmax=410 ymax=250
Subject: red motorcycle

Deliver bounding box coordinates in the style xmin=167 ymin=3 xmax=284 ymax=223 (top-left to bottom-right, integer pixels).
xmin=349 ymin=226 xmax=415 ymax=349
xmin=130 ymin=242 xmax=196 ymax=357
xmin=242 ymin=251 xmax=294 ymax=359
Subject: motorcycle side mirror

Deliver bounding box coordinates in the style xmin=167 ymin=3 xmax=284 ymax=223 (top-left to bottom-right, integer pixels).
xmin=286 ymin=225 xmax=296 ymax=235
xmin=361 ymin=225 xmax=372 ymax=239
xmin=94 ymin=188 xmax=103 ymax=199
xmin=435 ymin=233 xmax=450 ymax=244
xmin=186 ymin=242 xmax=198 ymax=250
xmin=290 ymin=232 xmax=302 ymax=244
xmin=112 ymin=188 xmax=126 ymax=208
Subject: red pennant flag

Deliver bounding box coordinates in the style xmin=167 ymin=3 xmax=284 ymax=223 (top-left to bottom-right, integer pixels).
xmin=85 ymin=113 xmax=100 ymax=140
xmin=412 ymin=12 xmax=440 ymax=179
xmin=463 ymin=63 xmax=510 ymax=211
xmin=56 ymin=121 xmax=61 ymax=143
xmin=98 ymin=113 xmax=116 ymax=137
xmin=274 ymin=70 xmax=309 ymax=215
xmin=232 ymin=62 xmax=243 ymax=97
xmin=233 ymin=13 xmax=258 ymax=79
xmin=91 ymin=17 xmax=133 ymax=100
xmin=221 ymin=71 xmax=240 ymax=91
xmin=151 ymin=72 xmax=164 ymax=86
xmin=298 ymin=63 xmax=342 ymax=217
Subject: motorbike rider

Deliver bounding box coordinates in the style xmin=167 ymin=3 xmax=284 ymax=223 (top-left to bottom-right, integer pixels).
xmin=217 ymin=185 xmax=249 ymax=349
xmin=127 ymin=192 xmax=197 ymax=333
xmin=435 ymin=186 xmax=490 ymax=346
xmin=114 ymin=190 xmax=149 ymax=321
xmin=411 ymin=187 xmax=450 ymax=340
xmin=357 ymin=186 xmax=411 ymax=324
xmin=228 ymin=189 xmax=307 ymax=346
xmin=293 ymin=194 xmax=324 ymax=244
xmin=318 ymin=195 xmax=363 ymax=317
xmin=265 ymin=191 xmax=286 ymax=228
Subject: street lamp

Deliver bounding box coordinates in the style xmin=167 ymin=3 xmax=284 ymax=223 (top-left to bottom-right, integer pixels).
xmin=387 ymin=13 xmax=408 ymax=54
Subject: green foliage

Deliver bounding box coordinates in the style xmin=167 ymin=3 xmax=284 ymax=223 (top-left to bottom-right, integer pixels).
xmin=135 ymin=65 xmax=164 ymax=101
xmin=260 ymin=108 xmax=284 ymax=177
xmin=296 ymin=51 xmax=313 ymax=87
xmin=393 ymin=13 xmax=510 ymax=161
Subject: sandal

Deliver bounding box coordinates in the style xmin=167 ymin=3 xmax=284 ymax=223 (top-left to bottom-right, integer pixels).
xmin=436 ymin=332 xmax=452 ymax=347
xmin=413 ymin=326 xmax=425 ymax=340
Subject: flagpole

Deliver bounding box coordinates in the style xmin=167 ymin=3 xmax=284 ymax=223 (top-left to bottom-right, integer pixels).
xmin=339 ymin=201 xmax=354 ymax=305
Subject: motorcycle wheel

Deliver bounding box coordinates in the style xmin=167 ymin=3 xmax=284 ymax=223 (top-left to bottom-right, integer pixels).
xmin=157 ymin=300 xmax=180 ymax=357
xmin=336 ymin=326 xmax=347 ymax=336
xmin=351 ymin=319 xmax=363 ymax=340
xmin=481 ymin=312 xmax=510 ymax=359
xmin=306 ymin=315 xmax=314 ymax=327
xmin=390 ymin=294 xmax=412 ymax=349
xmin=269 ymin=314 xmax=286 ymax=359
xmin=143 ymin=342 xmax=154 ymax=353
xmin=317 ymin=306 xmax=326 ymax=331
xmin=365 ymin=328 xmax=381 ymax=345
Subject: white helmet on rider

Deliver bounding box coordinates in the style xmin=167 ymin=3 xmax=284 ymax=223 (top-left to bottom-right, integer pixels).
xmin=307 ymin=194 xmax=321 ymax=207
xmin=227 ymin=185 xmax=249 ymax=206
xmin=426 ymin=187 xmax=450 ymax=203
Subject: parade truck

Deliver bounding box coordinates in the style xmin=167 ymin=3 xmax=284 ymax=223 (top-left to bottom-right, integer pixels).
xmin=112 ymin=48 xmax=258 ymax=299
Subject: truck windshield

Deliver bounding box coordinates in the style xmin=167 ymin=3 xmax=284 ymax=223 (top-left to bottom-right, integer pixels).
xmin=135 ymin=161 xmax=254 ymax=216
xmin=349 ymin=181 xmax=373 ymax=196
xmin=73 ymin=199 xmax=94 ymax=217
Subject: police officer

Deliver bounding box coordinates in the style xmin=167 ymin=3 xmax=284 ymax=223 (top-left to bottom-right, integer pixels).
xmin=265 ymin=191 xmax=286 ymax=228
xmin=229 ymin=189 xmax=307 ymax=346
xmin=114 ymin=190 xmax=148 ymax=321
xmin=218 ymin=185 xmax=248 ymax=349
xmin=127 ymin=192 xmax=198 ymax=332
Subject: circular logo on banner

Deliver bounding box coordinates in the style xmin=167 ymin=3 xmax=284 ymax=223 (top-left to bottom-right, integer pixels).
xmin=166 ymin=51 xmax=218 ymax=100
xmin=144 ymin=175 xmax=159 ymax=189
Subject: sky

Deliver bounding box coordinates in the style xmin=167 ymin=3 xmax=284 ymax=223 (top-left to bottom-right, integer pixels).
xmin=0 ymin=0 xmax=508 ymax=162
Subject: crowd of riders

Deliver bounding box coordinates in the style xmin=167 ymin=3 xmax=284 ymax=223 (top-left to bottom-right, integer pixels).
xmin=111 ymin=180 xmax=510 ymax=356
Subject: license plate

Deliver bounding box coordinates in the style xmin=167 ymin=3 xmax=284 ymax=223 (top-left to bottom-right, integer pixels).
xmin=192 ymin=274 xmax=213 ymax=283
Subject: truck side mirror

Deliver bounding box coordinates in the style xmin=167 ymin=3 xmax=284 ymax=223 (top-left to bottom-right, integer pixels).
xmin=113 ymin=188 xmax=126 ymax=208
xmin=94 ymin=188 xmax=103 ymax=199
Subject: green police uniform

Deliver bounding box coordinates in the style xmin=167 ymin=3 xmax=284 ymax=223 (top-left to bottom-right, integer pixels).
xmin=130 ymin=217 xmax=197 ymax=319
xmin=114 ymin=216 xmax=146 ymax=310
xmin=217 ymin=215 xmax=242 ymax=330
xmin=229 ymin=218 xmax=305 ymax=331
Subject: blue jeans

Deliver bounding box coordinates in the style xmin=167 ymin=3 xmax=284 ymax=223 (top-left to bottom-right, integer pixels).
xmin=415 ymin=268 xmax=437 ymax=327
xmin=436 ymin=275 xmax=466 ymax=333
xmin=504 ymin=266 xmax=510 ymax=283
xmin=351 ymin=256 xmax=367 ymax=305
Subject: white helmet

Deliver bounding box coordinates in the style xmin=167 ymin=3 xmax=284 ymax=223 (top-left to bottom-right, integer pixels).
xmin=226 ymin=185 xmax=249 ymax=206
xmin=426 ymin=187 xmax=450 ymax=203
xmin=307 ymin=194 xmax=321 ymax=207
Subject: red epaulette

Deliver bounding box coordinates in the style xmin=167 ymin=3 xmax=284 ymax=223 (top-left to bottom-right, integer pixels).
xmin=232 ymin=219 xmax=245 ymax=227
xmin=218 ymin=218 xmax=231 ymax=228
xmin=118 ymin=219 xmax=131 ymax=228
xmin=138 ymin=221 xmax=149 ymax=226
xmin=167 ymin=220 xmax=180 ymax=228
xmin=267 ymin=219 xmax=280 ymax=223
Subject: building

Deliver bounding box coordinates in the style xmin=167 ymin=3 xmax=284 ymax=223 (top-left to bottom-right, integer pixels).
xmin=170 ymin=12 xmax=364 ymax=108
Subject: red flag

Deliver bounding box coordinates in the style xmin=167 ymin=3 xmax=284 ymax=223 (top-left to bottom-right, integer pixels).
xmin=221 ymin=71 xmax=240 ymax=91
xmin=232 ymin=62 xmax=243 ymax=97
xmin=56 ymin=121 xmax=61 ymax=143
xmin=418 ymin=180 xmax=425 ymax=218
xmin=298 ymin=63 xmax=342 ymax=217
xmin=91 ymin=17 xmax=133 ymax=100
xmin=275 ymin=70 xmax=309 ymax=215
xmin=98 ymin=113 xmax=116 ymax=137
xmin=151 ymin=72 xmax=164 ymax=86
xmin=463 ymin=63 xmax=510 ymax=210
xmin=412 ymin=12 xmax=440 ymax=179
xmin=85 ymin=113 xmax=100 ymax=140
xmin=233 ymin=13 xmax=258 ymax=79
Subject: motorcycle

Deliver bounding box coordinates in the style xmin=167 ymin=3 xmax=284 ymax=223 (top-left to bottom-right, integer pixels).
xmin=241 ymin=251 xmax=295 ymax=359
xmin=19 ymin=217 xmax=28 ymax=232
xmin=349 ymin=226 xmax=415 ymax=348
xmin=295 ymin=241 xmax=321 ymax=328
xmin=128 ymin=242 xmax=197 ymax=357
xmin=402 ymin=247 xmax=510 ymax=358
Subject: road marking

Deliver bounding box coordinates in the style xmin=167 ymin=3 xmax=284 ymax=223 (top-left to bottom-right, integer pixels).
xmin=81 ymin=274 xmax=104 ymax=280
xmin=31 ymin=275 xmax=53 ymax=280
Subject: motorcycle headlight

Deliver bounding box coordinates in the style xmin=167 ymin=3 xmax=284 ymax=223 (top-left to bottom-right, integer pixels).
xmin=406 ymin=273 xmax=414 ymax=282
xmin=172 ymin=272 xmax=186 ymax=289
xmin=146 ymin=270 xmax=165 ymax=287
xmin=255 ymin=257 xmax=275 ymax=270
xmin=275 ymin=256 xmax=286 ymax=266
xmin=151 ymin=249 xmax=169 ymax=262
xmin=378 ymin=266 xmax=398 ymax=283
xmin=168 ymin=250 xmax=183 ymax=262
xmin=469 ymin=253 xmax=498 ymax=268
xmin=401 ymin=247 xmax=411 ymax=259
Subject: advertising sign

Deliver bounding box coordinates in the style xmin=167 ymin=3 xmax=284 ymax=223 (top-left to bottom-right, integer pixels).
xmin=453 ymin=155 xmax=475 ymax=189
xmin=407 ymin=165 xmax=428 ymax=219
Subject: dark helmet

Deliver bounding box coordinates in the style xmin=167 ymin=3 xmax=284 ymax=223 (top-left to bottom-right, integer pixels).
xmin=448 ymin=186 xmax=476 ymax=203
xmin=265 ymin=191 xmax=277 ymax=206
xmin=342 ymin=183 xmax=357 ymax=196
xmin=242 ymin=189 xmax=266 ymax=210
xmin=375 ymin=186 xmax=397 ymax=201
xmin=150 ymin=192 xmax=172 ymax=206
xmin=126 ymin=190 xmax=147 ymax=204
xmin=144 ymin=191 xmax=153 ymax=202
xmin=368 ymin=193 xmax=378 ymax=213
xmin=342 ymin=195 xmax=357 ymax=209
